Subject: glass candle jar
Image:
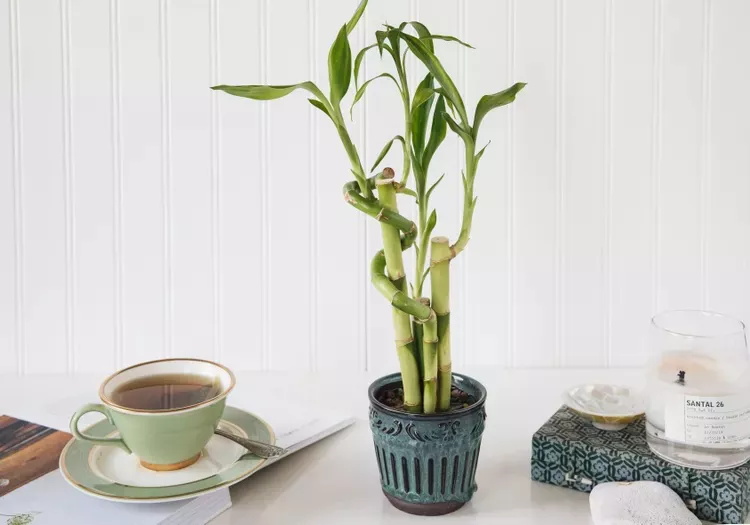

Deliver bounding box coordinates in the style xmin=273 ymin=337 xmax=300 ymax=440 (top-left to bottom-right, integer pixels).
xmin=646 ymin=310 xmax=750 ymax=470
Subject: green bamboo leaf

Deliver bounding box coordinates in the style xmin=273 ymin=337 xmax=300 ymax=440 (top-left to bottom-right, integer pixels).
xmin=370 ymin=135 xmax=405 ymax=173
xmin=410 ymin=74 xmax=435 ymax=156
xmin=345 ymin=0 xmax=368 ymax=35
xmin=475 ymin=141 xmax=491 ymax=165
xmin=443 ymin=111 xmax=473 ymax=145
xmin=412 ymin=80 xmax=434 ymax=112
xmin=350 ymin=73 xmax=399 ymax=118
xmin=473 ymin=82 xmax=527 ymax=137
xmin=211 ymin=81 xmax=321 ymax=101
xmin=397 ymin=186 xmax=418 ymax=198
xmin=422 ymin=96 xmax=447 ymax=170
xmin=353 ymin=43 xmax=379 ymax=89
xmin=375 ymin=30 xmax=388 ymax=56
xmin=421 ymin=34 xmax=474 ymax=49
xmin=411 ymin=153 xmax=424 ymax=187
xmin=403 ymin=21 xmax=434 ymax=53
xmin=425 ymin=209 xmax=438 ymax=239
xmin=434 ymin=87 xmax=457 ymax=117
xmin=425 ymin=174 xmax=445 ymax=204
xmin=308 ymin=98 xmax=333 ymax=122
xmin=328 ymin=25 xmax=353 ymax=106
xmin=385 ymin=25 xmax=401 ymax=57
xmin=396 ymin=30 xmax=468 ymax=125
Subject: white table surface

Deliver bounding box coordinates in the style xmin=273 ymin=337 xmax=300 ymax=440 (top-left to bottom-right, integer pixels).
xmin=0 ymin=367 xmax=713 ymax=525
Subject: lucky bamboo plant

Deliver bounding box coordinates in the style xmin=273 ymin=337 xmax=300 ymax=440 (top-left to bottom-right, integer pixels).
xmin=213 ymin=0 xmax=524 ymax=414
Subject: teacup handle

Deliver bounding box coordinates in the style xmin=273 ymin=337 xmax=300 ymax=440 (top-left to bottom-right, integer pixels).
xmin=70 ymin=403 xmax=131 ymax=454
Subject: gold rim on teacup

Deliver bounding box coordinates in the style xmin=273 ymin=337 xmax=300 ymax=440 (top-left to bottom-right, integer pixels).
xmin=97 ymin=357 xmax=236 ymax=414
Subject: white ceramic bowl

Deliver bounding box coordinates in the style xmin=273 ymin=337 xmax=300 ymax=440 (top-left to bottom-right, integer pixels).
xmin=563 ymin=384 xmax=647 ymax=431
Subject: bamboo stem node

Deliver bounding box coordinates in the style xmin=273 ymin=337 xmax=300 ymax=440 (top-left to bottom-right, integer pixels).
xmin=429 ymin=251 xmax=456 ymax=266
xmin=412 ymin=309 xmax=436 ymax=325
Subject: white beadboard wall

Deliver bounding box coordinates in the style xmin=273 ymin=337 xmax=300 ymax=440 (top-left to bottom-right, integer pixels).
xmin=1 ymin=0 xmax=750 ymax=375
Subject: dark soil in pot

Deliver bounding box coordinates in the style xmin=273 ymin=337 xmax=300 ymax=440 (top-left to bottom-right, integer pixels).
xmin=377 ymin=386 xmax=478 ymax=412
xmin=368 ymin=373 xmax=488 ymax=516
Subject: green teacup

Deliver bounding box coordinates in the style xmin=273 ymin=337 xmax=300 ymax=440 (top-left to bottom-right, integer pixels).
xmin=70 ymin=358 xmax=235 ymax=471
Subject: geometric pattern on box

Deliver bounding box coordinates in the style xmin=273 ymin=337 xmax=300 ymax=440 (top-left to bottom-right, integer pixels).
xmin=531 ymin=406 xmax=750 ymax=524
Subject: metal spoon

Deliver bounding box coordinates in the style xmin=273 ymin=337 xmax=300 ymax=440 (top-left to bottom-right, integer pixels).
xmin=214 ymin=428 xmax=286 ymax=459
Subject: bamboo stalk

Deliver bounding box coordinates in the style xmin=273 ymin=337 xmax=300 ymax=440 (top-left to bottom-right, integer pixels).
xmin=342 ymin=180 xmax=417 ymax=235
xmin=431 ymin=236 xmax=452 ymax=411
xmin=451 ymin=141 xmax=477 ymax=258
xmin=420 ymin=299 xmax=438 ymax=414
xmin=375 ymin=168 xmax=421 ymax=412
xmin=370 ymin=252 xmax=431 ymax=320
xmin=413 ymin=320 xmax=424 ymax=379
xmin=376 ymin=172 xmax=406 ymax=280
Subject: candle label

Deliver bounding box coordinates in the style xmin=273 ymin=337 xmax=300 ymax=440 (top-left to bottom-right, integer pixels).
xmin=664 ymin=393 xmax=750 ymax=445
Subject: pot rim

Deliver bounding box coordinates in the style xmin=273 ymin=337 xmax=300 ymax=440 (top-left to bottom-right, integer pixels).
xmin=368 ymin=372 xmax=487 ymax=419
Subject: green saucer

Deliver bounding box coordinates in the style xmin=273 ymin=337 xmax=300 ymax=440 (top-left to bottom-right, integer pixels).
xmin=60 ymin=406 xmax=275 ymax=503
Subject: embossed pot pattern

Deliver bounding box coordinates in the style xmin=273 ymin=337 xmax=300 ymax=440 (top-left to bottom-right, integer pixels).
xmin=368 ymin=373 xmax=488 ymax=515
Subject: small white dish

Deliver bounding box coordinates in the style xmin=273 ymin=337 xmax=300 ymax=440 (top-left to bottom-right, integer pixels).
xmin=563 ymin=384 xmax=646 ymax=431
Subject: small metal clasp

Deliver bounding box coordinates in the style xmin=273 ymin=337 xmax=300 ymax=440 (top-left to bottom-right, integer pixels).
xmin=564 ymin=472 xmax=593 ymax=486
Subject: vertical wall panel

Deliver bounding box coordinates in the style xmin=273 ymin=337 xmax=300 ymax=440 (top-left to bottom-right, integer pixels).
xmin=609 ymin=0 xmax=656 ymax=367
xmin=216 ymin=0 xmax=264 ymax=371
xmin=169 ymin=0 xmax=215 ymax=360
xmin=119 ymin=0 xmax=166 ymax=367
xmin=513 ymin=0 xmax=557 ymax=367
xmin=706 ymin=0 xmax=750 ymax=323
xmin=560 ymin=0 xmax=606 ymax=367
xmin=465 ymin=0 xmax=511 ymax=366
xmin=313 ymin=0 xmax=363 ymax=372
xmin=17 ymin=0 xmax=68 ymax=374
xmin=69 ymin=0 xmax=116 ymax=372
xmin=266 ymin=0 xmax=311 ymax=370
xmin=0 ymin=0 xmax=17 ymax=372
xmin=657 ymin=0 xmax=705 ymax=312
xmin=364 ymin=0 xmax=410 ymax=374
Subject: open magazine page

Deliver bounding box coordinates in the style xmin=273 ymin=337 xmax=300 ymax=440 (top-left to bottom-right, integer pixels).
xmin=0 ymin=416 xmax=231 ymax=525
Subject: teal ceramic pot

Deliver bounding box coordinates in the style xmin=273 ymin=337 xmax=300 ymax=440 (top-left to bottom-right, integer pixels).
xmin=368 ymin=373 xmax=487 ymax=516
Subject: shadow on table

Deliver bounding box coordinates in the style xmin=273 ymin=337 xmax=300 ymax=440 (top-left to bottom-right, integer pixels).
xmin=225 ymin=422 xmax=384 ymax=519
xmin=472 ymin=455 xmax=593 ymax=523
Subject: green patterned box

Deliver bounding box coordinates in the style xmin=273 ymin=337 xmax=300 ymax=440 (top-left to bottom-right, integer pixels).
xmin=531 ymin=406 xmax=750 ymax=524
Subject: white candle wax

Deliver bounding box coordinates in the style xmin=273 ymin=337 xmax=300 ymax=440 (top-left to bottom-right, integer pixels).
xmin=646 ymin=350 xmax=749 ymax=432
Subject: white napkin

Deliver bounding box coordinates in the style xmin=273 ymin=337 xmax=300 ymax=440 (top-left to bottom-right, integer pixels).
xmin=589 ymin=481 xmax=701 ymax=525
